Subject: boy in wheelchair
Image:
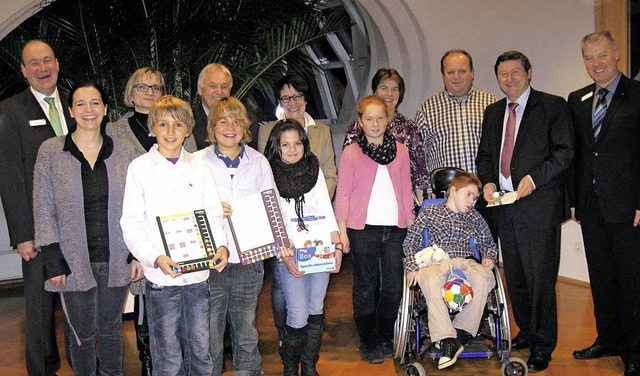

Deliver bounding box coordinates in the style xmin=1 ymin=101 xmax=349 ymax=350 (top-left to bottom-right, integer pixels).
xmin=402 ymin=171 xmax=498 ymax=369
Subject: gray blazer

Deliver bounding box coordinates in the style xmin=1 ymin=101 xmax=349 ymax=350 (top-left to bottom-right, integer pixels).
xmin=33 ymin=136 xmax=138 ymax=292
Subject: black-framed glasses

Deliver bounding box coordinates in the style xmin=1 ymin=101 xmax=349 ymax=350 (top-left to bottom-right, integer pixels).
xmin=134 ymin=83 xmax=164 ymax=94
xmin=279 ymin=93 xmax=304 ymax=103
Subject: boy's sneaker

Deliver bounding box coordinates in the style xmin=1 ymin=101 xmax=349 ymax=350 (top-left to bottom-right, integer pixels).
xmin=438 ymin=337 xmax=464 ymax=369
xmin=360 ymin=342 xmax=384 ymax=364
xmin=379 ymin=340 xmax=395 ymax=358
xmin=456 ymin=328 xmax=470 ymax=345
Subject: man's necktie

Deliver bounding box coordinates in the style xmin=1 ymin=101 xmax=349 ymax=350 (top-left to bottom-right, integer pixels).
xmin=44 ymin=97 xmax=63 ymax=136
xmin=592 ymin=88 xmax=608 ymax=142
xmin=500 ymin=102 xmax=518 ymax=179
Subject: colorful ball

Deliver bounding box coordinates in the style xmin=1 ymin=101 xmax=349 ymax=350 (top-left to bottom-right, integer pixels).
xmin=442 ymin=277 xmax=474 ymax=312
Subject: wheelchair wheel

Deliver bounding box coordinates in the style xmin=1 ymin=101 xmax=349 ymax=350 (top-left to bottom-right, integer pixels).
xmin=501 ymin=357 xmax=528 ymax=376
xmin=405 ymin=362 xmax=426 ymax=376
xmin=394 ymin=273 xmax=413 ymax=362
xmin=493 ymin=265 xmax=512 ymax=360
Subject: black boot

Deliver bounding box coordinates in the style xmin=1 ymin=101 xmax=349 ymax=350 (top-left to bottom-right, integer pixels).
xmin=283 ymin=325 xmax=305 ymax=376
xmin=134 ymin=295 xmax=152 ymax=376
xmin=377 ymin=314 xmax=397 ymax=358
xmin=354 ymin=314 xmax=383 ymax=364
xmin=301 ymin=314 xmax=324 ymax=376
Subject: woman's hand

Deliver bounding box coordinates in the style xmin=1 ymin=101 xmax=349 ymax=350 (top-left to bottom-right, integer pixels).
xmin=330 ymin=249 xmax=343 ymax=274
xmin=156 ymin=255 xmax=182 ymax=278
xmin=221 ymin=201 xmax=232 ymax=218
xmin=339 ymin=232 xmax=350 ymax=254
xmin=283 ymin=255 xmax=304 ymax=278
xmin=49 ymin=274 xmax=66 ymax=286
xmin=211 ymin=246 xmax=229 ymax=273
xmin=130 ymin=260 xmax=144 ymax=282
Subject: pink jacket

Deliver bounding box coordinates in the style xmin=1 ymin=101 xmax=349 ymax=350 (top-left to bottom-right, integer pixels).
xmin=335 ymin=142 xmax=415 ymax=229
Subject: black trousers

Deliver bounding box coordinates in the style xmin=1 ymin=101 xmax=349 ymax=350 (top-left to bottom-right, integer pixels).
xmin=23 ymin=255 xmax=60 ymax=376
xmin=580 ymin=192 xmax=640 ymax=364
xmin=496 ymin=206 xmax=560 ymax=355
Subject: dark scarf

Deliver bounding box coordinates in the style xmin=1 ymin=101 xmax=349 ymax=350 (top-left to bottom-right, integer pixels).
xmin=270 ymin=154 xmax=320 ymax=231
xmin=356 ymin=129 xmax=397 ymax=165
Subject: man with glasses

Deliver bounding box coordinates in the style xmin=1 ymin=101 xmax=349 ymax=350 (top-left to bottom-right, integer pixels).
xmin=0 ymin=39 xmax=70 ymax=376
xmin=476 ymin=50 xmax=573 ymax=373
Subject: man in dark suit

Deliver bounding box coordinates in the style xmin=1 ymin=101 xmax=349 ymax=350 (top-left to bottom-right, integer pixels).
xmin=0 ymin=40 xmax=71 ymax=375
xmin=568 ymin=31 xmax=640 ymax=376
xmin=476 ymin=50 xmax=573 ymax=373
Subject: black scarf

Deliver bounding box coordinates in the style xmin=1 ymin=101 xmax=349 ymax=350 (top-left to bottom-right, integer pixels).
xmin=356 ymin=129 xmax=397 ymax=165
xmin=270 ymin=154 xmax=320 ymax=231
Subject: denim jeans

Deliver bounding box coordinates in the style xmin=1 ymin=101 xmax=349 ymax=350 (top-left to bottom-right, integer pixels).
xmin=348 ymin=225 xmax=406 ymax=328
xmin=278 ymin=261 xmax=330 ymax=328
xmin=62 ymin=262 xmax=128 ymax=376
xmin=269 ymin=258 xmax=287 ymax=344
xmin=146 ymin=279 xmax=212 ymax=376
xmin=209 ymin=262 xmax=264 ymax=376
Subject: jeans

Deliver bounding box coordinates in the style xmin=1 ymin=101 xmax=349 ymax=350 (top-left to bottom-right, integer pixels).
xmin=146 ymin=279 xmax=212 ymax=376
xmin=269 ymin=258 xmax=287 ymax=345
xmin=62 ymin=262 xmax=128 ymax=376
xmin=348 ymin=225 xmax=405 ymax=334
xmin=209 ymin=262 xmax=264 ymax=376
xmin=278 ymin=261 xmax=330 ymax=328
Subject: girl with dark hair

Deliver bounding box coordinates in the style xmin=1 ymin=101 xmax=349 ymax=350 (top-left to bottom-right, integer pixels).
xmin=265 ymin=119 xmax=342 ymax=376
xmin=33 ymin=82 xmax=139 ymax=375
xmin=335 ymin=95 xmax=415 ymax=364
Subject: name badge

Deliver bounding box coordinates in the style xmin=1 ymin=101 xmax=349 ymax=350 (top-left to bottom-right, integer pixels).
xmin=581 ymin=92 xmax=593 ymax=101
xmin=29 ymin=119 xmax=47 ymax=127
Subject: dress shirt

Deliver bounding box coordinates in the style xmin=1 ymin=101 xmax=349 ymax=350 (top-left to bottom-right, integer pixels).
xmin=415 ymin=87 xmax=497 ymax=192
xmin=30 ymin=87 xmax=69 ymax=134
xmin=499 ymin=87 xmax=531 ymax=191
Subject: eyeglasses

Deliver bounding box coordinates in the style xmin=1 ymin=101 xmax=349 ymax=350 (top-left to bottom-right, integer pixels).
xmin=279 ymin=93 xmax=304 ymax=103
xmin=134 ymin=84 xmax=164 ymax=94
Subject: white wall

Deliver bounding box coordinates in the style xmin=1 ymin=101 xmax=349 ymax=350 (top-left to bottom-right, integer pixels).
xmin=354 ymin=0 xmax=594 ymax=282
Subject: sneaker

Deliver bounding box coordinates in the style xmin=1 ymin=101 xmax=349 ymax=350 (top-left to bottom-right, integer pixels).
xmin=438 ymin=338 xmax=464 ymax=369
xmin=379 ymin=340 xmax=395 ymax=358
xmin=456 ymin=328 xmax=470 ymax=345
xmin=360 ymin=342 xmax=384 ymax=364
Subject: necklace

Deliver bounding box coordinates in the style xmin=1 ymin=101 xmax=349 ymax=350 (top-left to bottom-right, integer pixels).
xmin=132 ymin=116 xmax=152 ymax=137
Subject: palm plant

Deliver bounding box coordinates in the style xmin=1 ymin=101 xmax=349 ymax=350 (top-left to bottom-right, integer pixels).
xmin=0 ymin=0 xmax=352 ymax=120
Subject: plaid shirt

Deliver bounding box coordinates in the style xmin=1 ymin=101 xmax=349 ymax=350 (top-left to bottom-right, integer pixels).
xmin=402 ymin=202 xmax=498 ymax=272
xmin=343 ymin=111 xmax=428 ymax=190
xmin=415 ymin=87 xmax=497 ymax=193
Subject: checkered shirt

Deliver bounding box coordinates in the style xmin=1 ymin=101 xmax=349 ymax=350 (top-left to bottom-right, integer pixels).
xmin=415 ymin=87 xmax=497 ymax=193
xmin=402 ymin=202 xmax=498 ymax=272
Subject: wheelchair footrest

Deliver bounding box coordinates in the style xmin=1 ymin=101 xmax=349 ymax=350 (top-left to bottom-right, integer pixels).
xmin=428 ymin=337 xmax=495 ymax=359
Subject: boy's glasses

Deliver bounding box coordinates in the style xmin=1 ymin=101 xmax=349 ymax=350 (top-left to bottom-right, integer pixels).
xmin=279 ymin=93 xmax=304 ymax=103
xmin=134 ymin=84 xmax=164 ymax=94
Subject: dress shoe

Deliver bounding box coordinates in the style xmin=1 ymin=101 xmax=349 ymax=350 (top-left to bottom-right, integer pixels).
xmin=572 ymin=343 xmax=618 ymax=360
xmin=625 ymin=363 xmax=640 ymax=376
xmin=511 ymin=336 xmax=530 ymax=350
xmin=527 ymin=351 xmax=551 ymax=373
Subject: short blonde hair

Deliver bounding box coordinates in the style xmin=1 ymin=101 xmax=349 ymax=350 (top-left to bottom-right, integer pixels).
xmin=356 ymin=95 xmax=388 ymax=118
xmin=206 ymin=97 xmax=252 ymax=145
xmin=148 ymin=95 xmax=195 ymax=134
xmin=124 ymin=67 xmax=165 ymax=108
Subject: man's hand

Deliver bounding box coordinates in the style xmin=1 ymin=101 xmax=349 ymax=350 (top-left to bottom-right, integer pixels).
xmin=211 ymin=246 xmax=229 ymax=272
xmin=131 ymin=260 xmax=144 ymax=282
xmin=407 ymin=271 xmax=418 ymax=287
xmin=516 ymin=176 xmax=534 ymax=200
xmin=17 ymin=240 xmax=38 ymax=261
xmin=49 ymin=274 xmax=66 ymax=286
xmin=483 ymin=184 xmax=496 ymax=203
xmin=156 ymin=255 xmax=182 ymax=278
xmin=634 ymin=210 xmax=640 ymax=228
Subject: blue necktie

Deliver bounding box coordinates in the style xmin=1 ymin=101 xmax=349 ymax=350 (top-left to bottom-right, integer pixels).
xmin=592 ymin=88 xmax=608 ymax=141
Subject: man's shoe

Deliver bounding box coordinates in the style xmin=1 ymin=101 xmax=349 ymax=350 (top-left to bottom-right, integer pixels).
xmin=572 ymin=343 xmax=618 ymax=360
xmin=360 ymin=342 xmax=384 ymax=364
xmin=438 ymin=338 xmax=464 ymax=370
xmin=625 ymin=363 xmax=640 ymax=376
xmin=527 ymin=351 xmax=551 ymax=373
xmin=511 ymin=336 xmax=530 ymax=350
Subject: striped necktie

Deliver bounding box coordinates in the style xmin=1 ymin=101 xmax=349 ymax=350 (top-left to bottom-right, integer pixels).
xmin=592 ymin=88 xmax=608 ymax=141
xmin=44 ymin=97 xmax=63 ymax=136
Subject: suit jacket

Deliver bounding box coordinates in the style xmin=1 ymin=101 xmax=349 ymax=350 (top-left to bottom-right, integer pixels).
xmin=0 ymin=88 xmax=71 ymax=246
xmin=476 ymin=88 xmax=574 ymax=227
xmin=568 ymin=74 xmax=640 ymax=223
xmin=258 ymin=119 xmax=338 ymax=198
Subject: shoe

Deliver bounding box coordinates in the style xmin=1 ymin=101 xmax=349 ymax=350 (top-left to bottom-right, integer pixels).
xmin=625 ymin=363 xmax=640 ymax=376
xmin=456 ymin=328 xmax=470 ymax=346
xmin=511 ymin=336 xmax=530 ymax=350
xmin=572 ymin=343 xmax=618 ymax=360
xmin=360 ymin=342 xmax=384 ymax=364
xmin=438 ymin=338 xmax=463 ymax=369
xmin=378 ymin=340 xmax=394 ymax=358
xmin=527 ymin=351 xmax=551 ymax=373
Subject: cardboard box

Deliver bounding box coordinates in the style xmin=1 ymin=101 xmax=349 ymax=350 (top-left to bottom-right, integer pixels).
xmin=295 ymin=244 xmax=336 ymax=274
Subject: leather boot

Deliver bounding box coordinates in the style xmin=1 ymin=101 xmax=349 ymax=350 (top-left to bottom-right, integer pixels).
xmin=301 ymin=314 xmax=324 ymax=376
xmin=283 ymin=325 xmax=305 ymax=376
xmin=354 ymin=314 xmax=383 ymax=364
xmin=134 ymin=295 xmax=152 ymax=376
xmin=377 ymin=314 xmax=397 ymax=358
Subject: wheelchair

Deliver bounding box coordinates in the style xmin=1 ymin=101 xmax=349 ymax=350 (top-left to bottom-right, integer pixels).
xmin=394 ymin=167 xmax=527 ymax=375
